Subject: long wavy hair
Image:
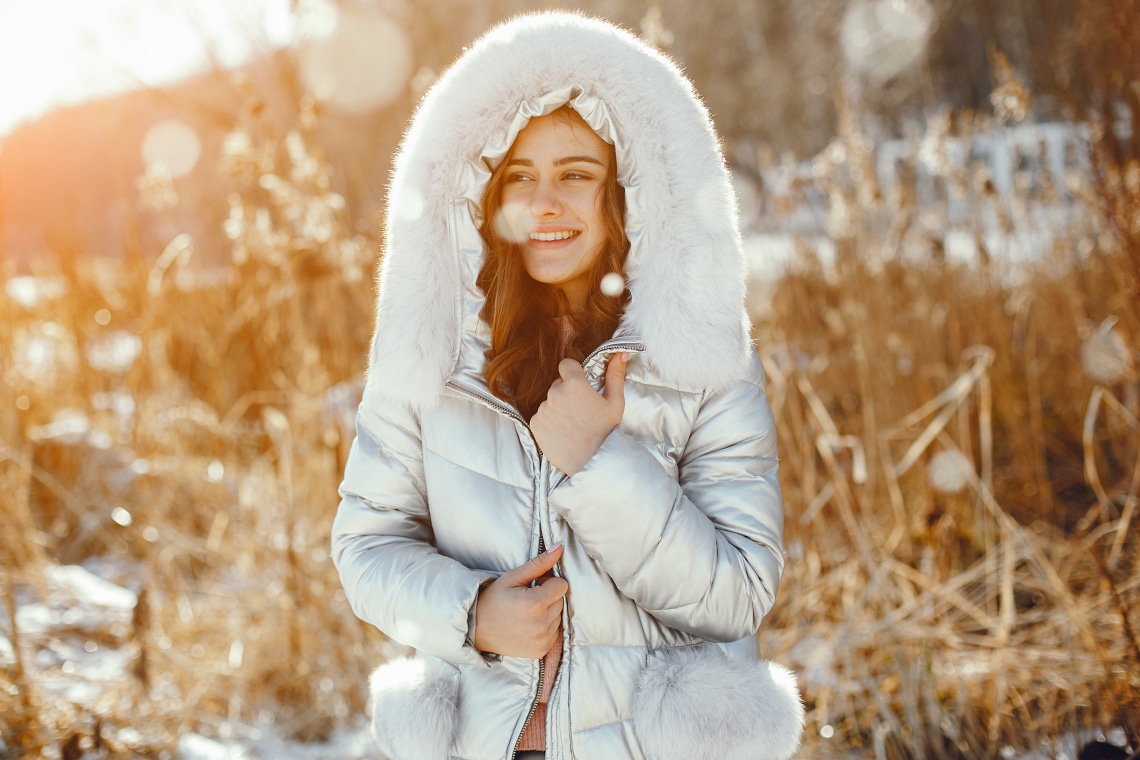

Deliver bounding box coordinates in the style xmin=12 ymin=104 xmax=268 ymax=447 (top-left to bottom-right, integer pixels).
xmin=476 ymin=106 xmax=629 ymax=420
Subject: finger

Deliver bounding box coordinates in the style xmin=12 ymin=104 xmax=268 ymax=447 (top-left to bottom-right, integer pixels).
xmin=501 ymin=543 xmax=563 ymax=586
xmin=542 ymin=599 xmax=563 ymax=627
xmin=533 ymin=576 xmax=569 ymax=603
xmin=558 ymin=358 xmax=585 ymax=383
xmin=603 ymin=352 xmax=629 ymax=404
xmin=543 ymin=615 xmax=562 ymax=644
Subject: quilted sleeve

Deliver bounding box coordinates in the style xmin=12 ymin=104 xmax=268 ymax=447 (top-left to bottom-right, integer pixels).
xmin=331 ymin=387 xmax=495 ymax=668
xmin=548 ymin=350 xmax=784 ymax=642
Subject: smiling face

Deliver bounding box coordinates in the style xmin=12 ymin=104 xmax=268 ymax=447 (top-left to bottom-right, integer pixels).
xmin=496 ymin=110 xmax=612 ymax=313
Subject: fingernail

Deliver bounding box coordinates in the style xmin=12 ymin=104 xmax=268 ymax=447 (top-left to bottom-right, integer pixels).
xmin=546 ymin=542 xmax=562 ymax=554
xmin=621 ymin=352 xmax=630 ymax=361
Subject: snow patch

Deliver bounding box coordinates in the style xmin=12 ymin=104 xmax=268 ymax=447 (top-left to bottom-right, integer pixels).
xmin=178 ymin=724 xmax=375 ymax=760
xmin=47 ymin=564 xmax=138 ymax=611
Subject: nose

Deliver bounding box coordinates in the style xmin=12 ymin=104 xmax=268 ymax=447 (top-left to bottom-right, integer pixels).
xmin=529 ymin=178 xmax=562 ymax=217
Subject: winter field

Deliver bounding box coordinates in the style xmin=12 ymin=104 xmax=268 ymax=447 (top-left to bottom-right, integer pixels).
xmin=3 ymin=3 xmax=1140 ymax=759
xmin=3 ymin=98 xmax=1138 ymax=758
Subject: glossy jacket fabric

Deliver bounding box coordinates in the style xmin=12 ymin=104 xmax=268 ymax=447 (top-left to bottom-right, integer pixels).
xmin=331 ymin=12 xmax=803 ymax=760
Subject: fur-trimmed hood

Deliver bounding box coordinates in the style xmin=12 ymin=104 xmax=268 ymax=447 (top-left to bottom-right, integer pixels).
xmin=366 ymin=11 xmax=752 ymax=409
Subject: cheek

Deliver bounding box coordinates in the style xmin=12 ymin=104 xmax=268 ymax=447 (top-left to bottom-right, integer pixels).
xmin=582 ymin=192 xmax=607 ymax=228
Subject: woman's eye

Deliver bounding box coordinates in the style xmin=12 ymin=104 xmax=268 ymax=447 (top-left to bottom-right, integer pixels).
xmin=563 ymin=171 xmax=592 ymax=181
xmin=506 ymin=173 xmax=533 ymax=183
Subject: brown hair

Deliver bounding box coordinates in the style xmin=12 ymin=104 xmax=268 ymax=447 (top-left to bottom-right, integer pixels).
xmin=476 ymin=106 xmax=629 ymax=420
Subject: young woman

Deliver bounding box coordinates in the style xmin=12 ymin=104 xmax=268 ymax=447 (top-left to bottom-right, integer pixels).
xmin=332 ymin=12 xmax=803 ymax=760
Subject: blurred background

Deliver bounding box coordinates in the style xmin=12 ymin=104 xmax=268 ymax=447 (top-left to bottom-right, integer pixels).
xmin=0 ymin=0 xmax=1137 ymax=758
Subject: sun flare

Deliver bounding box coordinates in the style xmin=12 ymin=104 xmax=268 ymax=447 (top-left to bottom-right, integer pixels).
xmin=0 ymin=0 xmax=295 ymax=136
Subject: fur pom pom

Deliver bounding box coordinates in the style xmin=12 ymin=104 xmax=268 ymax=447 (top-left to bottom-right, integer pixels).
xmin=369 ymin=657 xmax=459 ymax=760
xmin=632 ymin=646 xmax=804 ymax=760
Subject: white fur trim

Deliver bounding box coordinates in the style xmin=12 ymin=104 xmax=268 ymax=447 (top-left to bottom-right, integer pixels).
xmin=369 ymin=657 xmax=458 ymax=760
xmin=632 ymin=646 xmax=805 ymax=760
xmin=366 ymin=11 xmax=752 ymax=409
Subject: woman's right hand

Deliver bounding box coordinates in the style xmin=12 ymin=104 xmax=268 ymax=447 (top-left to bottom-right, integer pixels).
xmin=473 ymin=543 xmax=568 ymax=658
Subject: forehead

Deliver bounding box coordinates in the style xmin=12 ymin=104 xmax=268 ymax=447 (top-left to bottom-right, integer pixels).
xmin=510 ymin=112 xmax=609 ymax=160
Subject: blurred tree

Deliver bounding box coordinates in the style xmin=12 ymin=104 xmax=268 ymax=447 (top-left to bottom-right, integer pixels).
xmin=5 ymin=0 xmax=1139 ymax=272
xmin=1069 ymin=0 xmax=1140 ymax=161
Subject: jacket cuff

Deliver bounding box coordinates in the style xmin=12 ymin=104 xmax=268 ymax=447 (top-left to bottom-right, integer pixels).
xmin=464 ymin=577 xmax=501 ymax=665
xmin=404 ymin=565 xmax=500 ymax=670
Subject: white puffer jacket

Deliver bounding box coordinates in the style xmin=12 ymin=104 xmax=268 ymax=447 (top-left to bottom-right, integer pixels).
xmin=332 ymin=12 xmax=803 ymax=760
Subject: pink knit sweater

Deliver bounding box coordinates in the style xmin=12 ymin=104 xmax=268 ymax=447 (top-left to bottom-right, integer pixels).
xmin=516 ymin=635 xmax=562 ymax=751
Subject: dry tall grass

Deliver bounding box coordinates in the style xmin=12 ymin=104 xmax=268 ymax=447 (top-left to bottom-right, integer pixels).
xmin=753 ymin=102 xmax=1139 ymax=758
xmin=1 ymin=104 xmax=387 ymax=756
xmin=2 ymin=93 xmax=1138 ymax=759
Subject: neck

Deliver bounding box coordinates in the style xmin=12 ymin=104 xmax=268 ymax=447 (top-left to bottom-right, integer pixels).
xmin=557 ymin=284 xmax=588 ymax=316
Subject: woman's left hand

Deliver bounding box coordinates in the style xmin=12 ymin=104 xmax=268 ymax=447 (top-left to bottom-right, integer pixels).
xmin=532 ymin=353 xmax=628 ymax=475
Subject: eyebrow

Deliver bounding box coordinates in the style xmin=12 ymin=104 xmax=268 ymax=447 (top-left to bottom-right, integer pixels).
xmin=507 ymin=155 xmax=606 ymax=167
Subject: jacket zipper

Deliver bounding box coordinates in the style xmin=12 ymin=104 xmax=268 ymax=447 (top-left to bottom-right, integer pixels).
xmin=511 ymin=657 xmax=545 ymax=760
xmin=446 ymin=380 xmax=544 ymax=456
xmin=445 ymin=380 xmax=527 ymax=426
xmin=511 ymin=534 xmax=547 ymax=760
xmin=451 ymin=341 xmax=641 ymax=760
xmin=581 ymin=339 xmax=644 ymax=368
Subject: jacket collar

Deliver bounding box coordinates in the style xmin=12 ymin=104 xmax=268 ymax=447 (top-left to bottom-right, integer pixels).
xmin=365 ymin=12 xmax=752 ymax=411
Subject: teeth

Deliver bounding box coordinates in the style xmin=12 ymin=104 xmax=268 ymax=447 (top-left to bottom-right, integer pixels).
xmin=530 ymin=230 xmax=578 ymax=241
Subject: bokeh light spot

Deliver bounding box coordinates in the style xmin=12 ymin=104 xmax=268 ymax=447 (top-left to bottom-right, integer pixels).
xmin=229 ymin=640 xmax=244 ymax=670
xmin=928 ymin=449 xmax=972 ymax=493
xmin=493 ymin=207 xmax=528 ymax=244
xmin=111 ymin=507 xmax=133 ymax=527
xmin=84 ymin=331 xmax=142 ymax=373
xmin=298 ymin=5 xmax=412 ymax=113
xmin=600 ymin=272 xmax=625 ymax=297
xmin=141 ymin=120 xmax=201 ymax=178
xmin=4 ymin=277 xmax=36 ymax=305
xmin=841 ymin=0 xmax=932 ymax=83
xmin=1080 ymin=316 xmax=1133 ymax=384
